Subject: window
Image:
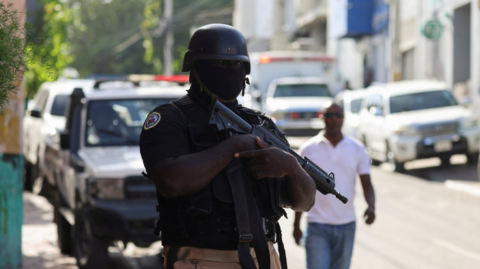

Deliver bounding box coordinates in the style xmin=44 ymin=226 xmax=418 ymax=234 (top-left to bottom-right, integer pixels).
xmin=85 ymin=98 xmax=175 ymax=147
xmin=273 ymin=84 xmax=331 ymax=98
xmin=34 ymin=90 xmax=49 ymax=113
xmin=389 ymin=90 xmax=458 ymax=114
xmin=50 ymin=95 xmax=69 ymax=116
xmin=366 ymin=94 xmax=384 ymax=116
xmin=350 ymin=98 xmax=364 ymax=114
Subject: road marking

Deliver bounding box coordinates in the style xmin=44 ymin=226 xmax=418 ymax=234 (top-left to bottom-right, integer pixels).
xmin=445 ymin=180 xmax=480 ymax=196
xmin=433 ymin=240 xmax=480 ymax=262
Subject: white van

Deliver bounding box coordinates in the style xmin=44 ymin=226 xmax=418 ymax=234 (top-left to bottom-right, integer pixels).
xmin=249 ymin=51 xmax=337 ymax=108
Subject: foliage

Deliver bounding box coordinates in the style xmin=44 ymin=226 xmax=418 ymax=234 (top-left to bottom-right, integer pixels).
xmin=24 ymin=0 xmax=73 ymax=98
xmin=141 ymin=0 xmax=162 ymax=73
xmin=23 ymin=0 xmax=233 ymax=99
xmin=0 ymin=2 xmax=27 ymax=112
xmin=68 ymin=0 xmax=157 ymax=77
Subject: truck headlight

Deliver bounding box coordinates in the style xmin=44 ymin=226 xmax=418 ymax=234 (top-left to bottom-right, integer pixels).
xmin=88 ymin=178 xmax=124 ymax=200
xmin=460 ymin=118 xmax=478 ymax=130
xmin=391 ymin=125 xmax=418 ymax=136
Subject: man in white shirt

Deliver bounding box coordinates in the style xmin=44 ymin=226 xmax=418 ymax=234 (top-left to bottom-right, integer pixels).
xmin=293 ymin=103 xmax=376 ymax=269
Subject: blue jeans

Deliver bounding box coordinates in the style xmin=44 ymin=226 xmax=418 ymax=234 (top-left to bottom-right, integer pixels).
xmin=305 ymin=221 xmax=356 ymax=269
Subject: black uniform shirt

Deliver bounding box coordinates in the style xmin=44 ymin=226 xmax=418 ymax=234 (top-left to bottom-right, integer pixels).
xmin=140 ymin=91 xmax=253 ymax=249
xmin=139 ymin=101 xmax=190 ymax=171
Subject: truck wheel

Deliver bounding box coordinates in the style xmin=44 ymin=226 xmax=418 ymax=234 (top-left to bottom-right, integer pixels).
xmin=466 ymin=153 xmax=479 ymax=165
xmin=439 ymin=156 xmax=451 ymax=166
xmin=362 ymin=135 xmax=380 ymax=166
xmin=24 ymin=162 xmax=33 ymax=191
xmin=74 ymin=207 xmax=110 ymax=269
xmin=54 ymin=191 xmax=73 ymax=254
xmin=386 ymin=143 xmax=405 ymax=172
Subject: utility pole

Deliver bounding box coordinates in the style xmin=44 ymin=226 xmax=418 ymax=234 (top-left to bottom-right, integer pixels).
xmin=164 ymin=0 xmax=173 ymax=75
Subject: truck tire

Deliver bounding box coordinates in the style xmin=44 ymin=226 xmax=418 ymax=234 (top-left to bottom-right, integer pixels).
xmin=466 ymin=153 xmax=479 ymax=165
xmin=440 ymin=156 xmax=451 ymax=167
xmin=386 ymin=142 xmax=405 ymax=172
xmin=24 ymin=162 xmax=33 ymax=191
xmin=74 ymin=207 xmax=110 ymax=269
xmin=54 ymin=191 xmax=73 ymax=254
xmin=362 ymin=135 xmax=380 ymax=166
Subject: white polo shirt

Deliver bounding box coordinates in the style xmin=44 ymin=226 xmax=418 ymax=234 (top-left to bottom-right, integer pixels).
xmin=298 ymin=132 xmax=371 ymax=225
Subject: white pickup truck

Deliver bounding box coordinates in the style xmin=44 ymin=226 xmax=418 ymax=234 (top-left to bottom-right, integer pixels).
xmin=263 ymin=77 xmax=333 ymax=136
xmin=359 ymin=80 xmax=480 ymax=171
xmin=23 ymin=79 xmax=95 ymax=193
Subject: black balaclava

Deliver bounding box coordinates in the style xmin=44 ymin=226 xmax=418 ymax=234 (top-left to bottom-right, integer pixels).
xmin=192 ymin=60 xmax=246 ymax=102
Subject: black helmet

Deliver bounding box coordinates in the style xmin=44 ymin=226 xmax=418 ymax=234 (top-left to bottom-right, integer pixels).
xmin=182 ymin=24 xmax=250 ymax=74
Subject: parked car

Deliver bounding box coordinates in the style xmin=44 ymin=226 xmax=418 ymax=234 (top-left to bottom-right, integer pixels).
xmin=51 ymin=79 xmax=186 ymax=268
xmin=23 ymin=79 xmax=95 ymax=194
xmin=358 ymin=80 xmax=480 ymax=171
xmin=263 ymin=77 xmax=333 ymax=136
xmin=334 ymin=89 xmax=369 ymax=141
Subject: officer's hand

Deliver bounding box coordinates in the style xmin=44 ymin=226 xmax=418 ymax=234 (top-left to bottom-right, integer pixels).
xmin=363 ymin=206 xmax=375 ymax=225
xmin=293 ymin=226 xmax=303 ymax=246
xmin=234 ymin=137 xmax=297 ymax=179
xmin=231 ymin=134 xmax=262 ymax=152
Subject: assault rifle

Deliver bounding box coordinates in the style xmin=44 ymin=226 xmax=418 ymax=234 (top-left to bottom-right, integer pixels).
xmin=208 ymin=99 xmax=348 ymax=204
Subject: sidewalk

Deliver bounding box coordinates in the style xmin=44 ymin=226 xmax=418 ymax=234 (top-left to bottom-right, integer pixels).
xmin=22 ymin=192 xmax=77 ymax=269
xmin=445 ymin=180 xmax=480 ymax=196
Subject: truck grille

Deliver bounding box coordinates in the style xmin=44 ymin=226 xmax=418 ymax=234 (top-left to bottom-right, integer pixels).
xmin=124 ymin=176 xmax=157 ymax=200
xmin=418 ymin=122 xmax=459 ymax=137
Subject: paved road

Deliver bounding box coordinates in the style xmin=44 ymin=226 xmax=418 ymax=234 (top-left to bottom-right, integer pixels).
xmin=280 ymin=158 xmax=480 ymax=269
xmin=23 ymin=139 xmax=480 ymax=268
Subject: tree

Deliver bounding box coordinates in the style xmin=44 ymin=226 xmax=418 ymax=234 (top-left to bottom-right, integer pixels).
xmin=24 ymin=0 xmax=73 ymax=98
xmin=0 ymin=2 xmax=27 ymax=112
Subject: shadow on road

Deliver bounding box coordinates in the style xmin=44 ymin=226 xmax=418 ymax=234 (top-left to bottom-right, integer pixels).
xmin=397 ymin=155 xmax=478 ymax=182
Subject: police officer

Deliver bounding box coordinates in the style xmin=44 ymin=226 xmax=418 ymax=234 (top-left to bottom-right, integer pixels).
xmin=140 ymin=24 xmax=316 ymax=269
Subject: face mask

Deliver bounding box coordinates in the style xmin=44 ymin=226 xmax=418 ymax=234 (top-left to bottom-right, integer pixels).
xmin=193 ymin=60 xmax=246 ymax=101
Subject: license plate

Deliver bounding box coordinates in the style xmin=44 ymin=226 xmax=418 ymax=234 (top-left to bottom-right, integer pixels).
xmin=434 ymin=140 xmax=452 ymax=152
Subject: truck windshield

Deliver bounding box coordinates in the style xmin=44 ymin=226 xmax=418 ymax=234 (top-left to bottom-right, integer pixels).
xmin=85 ymin=98 xmax=175 ymax=147
xmin=273 ymin=84 xmax=331 ymax=98
xmin=50 ymin=95 xmax=69 ymax=116
xmin=390 ymin=90 xmax=458 ymax=114
xmin=350 ymin=98 xmax=364 ymax=114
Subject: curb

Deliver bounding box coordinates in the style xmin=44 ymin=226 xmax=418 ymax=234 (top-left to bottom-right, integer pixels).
xmin=445 ymin=180 xmax=480 ymax=196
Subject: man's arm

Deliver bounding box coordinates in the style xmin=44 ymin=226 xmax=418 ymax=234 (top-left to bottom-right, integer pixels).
xmin=293 ymin=211 xmax=303 ymax=245
xmin=149 ymin=134 xmax=259 ymax=198
xmin=235 ymin=137 xmax=316 ymax=212
xmin=359 ymin=174 xmax=375 ymax=224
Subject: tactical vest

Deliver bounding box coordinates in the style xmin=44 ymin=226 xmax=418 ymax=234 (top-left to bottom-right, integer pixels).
xmin=152 ymin=94 xmax=289 ymax=269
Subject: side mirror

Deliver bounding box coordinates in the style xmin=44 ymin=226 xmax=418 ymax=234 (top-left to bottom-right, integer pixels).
xmin=60 ymin=132 xmax=70 ymax=150
xmin=29 ymin=109 xmax=42 ymax=118
xmin=462 ymin=96 xmax=472 ymax=107
xmin=369 ymin=107 xmax=383 ymax=116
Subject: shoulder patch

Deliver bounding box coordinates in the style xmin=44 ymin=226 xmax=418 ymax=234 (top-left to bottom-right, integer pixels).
xmin=144 ymin=112 xmax=161 ymax=130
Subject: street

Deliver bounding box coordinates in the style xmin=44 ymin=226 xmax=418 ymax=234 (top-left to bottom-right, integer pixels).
xmin=22 ymin=148 xmax=480 ymax=269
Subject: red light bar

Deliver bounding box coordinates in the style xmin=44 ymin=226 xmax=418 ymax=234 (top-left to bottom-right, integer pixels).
xmin=259 ymin=55 xmax=271 ymax=64
xmin=154 ymin=75 xmax=189 ymax=84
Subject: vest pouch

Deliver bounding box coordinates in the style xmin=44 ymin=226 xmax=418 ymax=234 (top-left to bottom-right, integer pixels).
xmin=213 ymin=171 xmax=234 ymax=203
xmin=186 ymin=185 xmax=212 ymax=216
xmin=188 ymin=123 xmax=219 ymax=151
